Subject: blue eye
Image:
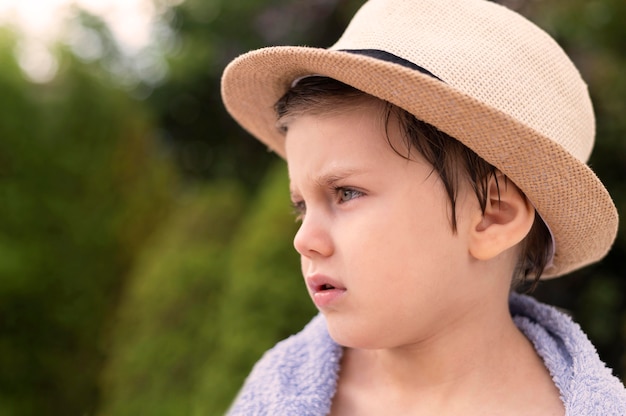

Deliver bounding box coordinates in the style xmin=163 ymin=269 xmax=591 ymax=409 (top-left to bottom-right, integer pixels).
xmin=337 ymin=187 xmax=363 ymax=203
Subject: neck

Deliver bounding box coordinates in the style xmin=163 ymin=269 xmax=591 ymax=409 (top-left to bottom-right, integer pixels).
xmin=341 ymin=292 xmax=535 ymax=402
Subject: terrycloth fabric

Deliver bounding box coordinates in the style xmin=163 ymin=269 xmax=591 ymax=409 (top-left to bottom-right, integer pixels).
xmin=227 ymin=293 xmax=626 ymax=415
xmin=511 ymin=293 xmax=626 ymax=415
xmin=227 ymin=314 xmax=341 ymax=415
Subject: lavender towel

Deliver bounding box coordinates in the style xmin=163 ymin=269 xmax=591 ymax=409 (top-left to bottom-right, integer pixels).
xmin=511 ymin=293 xmax=626 ymax=415
xmin=228 ymin=293 xmax=626 ymax=415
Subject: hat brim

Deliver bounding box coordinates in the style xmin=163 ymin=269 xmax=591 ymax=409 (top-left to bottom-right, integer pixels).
xmin=221 ymin=46 xmax=618 ymax=278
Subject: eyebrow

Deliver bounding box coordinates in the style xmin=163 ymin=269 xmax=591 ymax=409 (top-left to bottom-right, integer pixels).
xmin=317 ymin=169 xmax=361 ymax=186
xmin=290 ymin=167 xmax=368 ymax=197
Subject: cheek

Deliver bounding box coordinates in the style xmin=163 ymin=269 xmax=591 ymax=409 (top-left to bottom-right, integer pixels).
xmin=348 ymin=197 xmax=459 ymax=277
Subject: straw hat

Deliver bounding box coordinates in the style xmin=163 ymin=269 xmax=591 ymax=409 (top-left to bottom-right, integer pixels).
xmin=221 ymin=0 xmax=618 ymax=278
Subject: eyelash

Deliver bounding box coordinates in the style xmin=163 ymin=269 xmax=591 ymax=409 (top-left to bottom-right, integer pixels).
xmin=337 ymin=187 xmax=363 ymax=203
xmin=291 ymin=200 xmax=306 ymax=222
xmin=290 ymin=187 xmax=364 ymax=221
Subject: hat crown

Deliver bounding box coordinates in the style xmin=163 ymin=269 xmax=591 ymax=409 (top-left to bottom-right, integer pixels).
xmin=331 ymin=0 xmax=595 ymax=163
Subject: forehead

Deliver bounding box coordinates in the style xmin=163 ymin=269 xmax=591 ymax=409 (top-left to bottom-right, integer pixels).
xmin=285 ymin=95 xmax=413 ymax=150
xmin=284 ymin=100 xmax=413 ymax=183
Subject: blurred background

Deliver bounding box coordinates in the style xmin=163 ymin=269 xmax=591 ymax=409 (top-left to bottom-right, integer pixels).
xmin=0 ymin=0 xmax=623 ymax=414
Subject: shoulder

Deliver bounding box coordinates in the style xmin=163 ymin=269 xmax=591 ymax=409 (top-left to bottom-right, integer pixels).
xmin=510 ymin=293 xmax=626 ymax=415
xmin=227 ymin=313 xmax=343 ymax=416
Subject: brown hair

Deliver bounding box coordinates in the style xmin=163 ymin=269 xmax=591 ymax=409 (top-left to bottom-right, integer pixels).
xmin=275 ymin=76 xmax=552 ymax=289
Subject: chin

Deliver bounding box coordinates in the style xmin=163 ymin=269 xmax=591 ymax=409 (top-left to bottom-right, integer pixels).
xmin=324 ymin=315 xmax=389 ymax=350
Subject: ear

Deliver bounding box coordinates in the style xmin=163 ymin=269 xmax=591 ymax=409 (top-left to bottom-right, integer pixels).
xmin=469 ymin=173 xmax=535 ymax=261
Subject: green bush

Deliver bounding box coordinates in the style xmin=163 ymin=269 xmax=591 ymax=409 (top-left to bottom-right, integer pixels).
xmin=99 ymin=163 xmax=316 ymax=415
xmin=192 ymin=163 xmax=316 ymax=415
xmin=0 ymin=38 xmax=177 ymax=414
xmin=98 ymin=183 xmax=245 ymax=416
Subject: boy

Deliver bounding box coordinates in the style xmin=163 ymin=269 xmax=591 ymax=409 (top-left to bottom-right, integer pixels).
xmin=221 ymin=0 xmax=626 ymax=414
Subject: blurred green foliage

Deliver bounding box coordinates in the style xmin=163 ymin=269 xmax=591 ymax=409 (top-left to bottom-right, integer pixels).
xmin=99 ymin=182 xmax=246 ymax=415
xmin=98 ymin=165 xmax=314 ymax=416
xmin=191 ymin=165 xmax=315 ymax=415
xmin=0 ymin=0 xmax=624 ymax=415
xmin=0 ymin=31 xmax=177 ymax=414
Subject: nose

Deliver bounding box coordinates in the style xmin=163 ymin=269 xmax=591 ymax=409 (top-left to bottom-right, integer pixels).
xmin=293 ymin=212 xmax=334 ymax=258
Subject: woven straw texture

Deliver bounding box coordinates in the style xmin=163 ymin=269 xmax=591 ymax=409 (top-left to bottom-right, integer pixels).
xmin=221 ymin=0 xmax=618 ymax=278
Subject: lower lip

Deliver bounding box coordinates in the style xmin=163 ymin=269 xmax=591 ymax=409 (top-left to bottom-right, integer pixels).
xmin=311 ymin=288 xmax=346 ymax=308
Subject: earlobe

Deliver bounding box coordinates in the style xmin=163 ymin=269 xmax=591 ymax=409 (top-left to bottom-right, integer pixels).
xmin=469 ymin=174 xmax=535 ymax=261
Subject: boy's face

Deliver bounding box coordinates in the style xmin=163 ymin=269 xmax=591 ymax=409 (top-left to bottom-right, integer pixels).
xmin=285 ymin=100 xmax=487 ymax=350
